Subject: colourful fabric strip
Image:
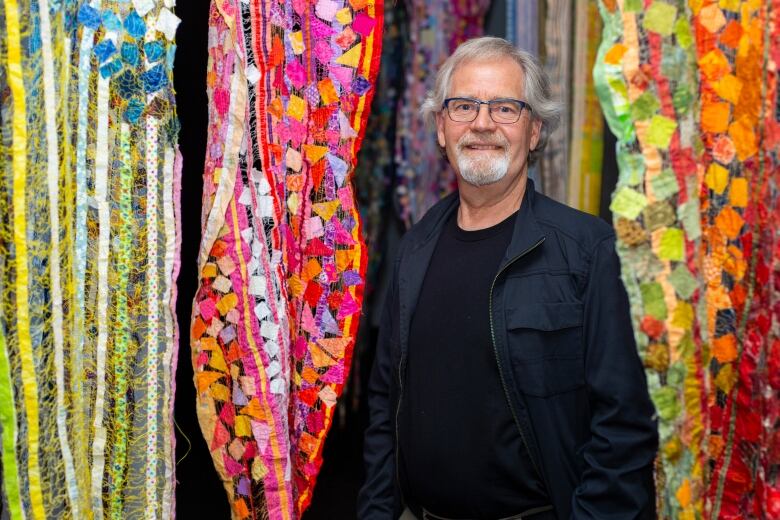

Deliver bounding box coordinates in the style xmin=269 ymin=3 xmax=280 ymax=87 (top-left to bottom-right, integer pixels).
xmin=90 ymin=61 xmax=112 ymax=519
xmin=162 ymin=148 xmax=184 ymax=519
xmin=193 ymin=0 xmax=383 ymax=517
xmin=145 ymin=114 xmax=161 ymax=519
xmin=566 ymin=0 xmax=603 ymax=216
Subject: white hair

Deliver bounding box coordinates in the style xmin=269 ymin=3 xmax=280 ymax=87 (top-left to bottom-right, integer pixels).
xmin=420 ymin=36 xmax=562 ymax=165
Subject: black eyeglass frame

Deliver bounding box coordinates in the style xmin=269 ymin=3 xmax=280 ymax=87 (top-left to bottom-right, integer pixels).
xmin=442 ymin=97 xmax=532 ymax=124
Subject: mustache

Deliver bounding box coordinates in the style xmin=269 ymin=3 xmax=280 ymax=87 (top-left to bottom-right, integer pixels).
xmin=456 ymin=133 xmax=509 ymax=149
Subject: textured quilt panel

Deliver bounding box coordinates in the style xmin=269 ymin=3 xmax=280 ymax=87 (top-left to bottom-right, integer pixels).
xmin=0 ymin=1 xmax=182 ymax=519
xmin=191 ymin=0 xmax=382 ymax=518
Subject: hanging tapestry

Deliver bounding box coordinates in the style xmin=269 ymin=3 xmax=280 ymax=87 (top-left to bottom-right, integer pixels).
xmin=506 ymin=0 xmax=538 ymax=55
xmin=567 ymin=0 xmax=604 ymax=216
xmin=394 ymin=0 xmax=490 ymax=227
xmin=539 ymin=0 xmax=573 ymax=203
xmin=355 ymin=2 xmax=407 ymax=297
xmin=191 ymin=0 xmax=382 ymax=518
xmin=0 ymin=1 xmax=182 ymax=519
xmin=596 ymin=0 xmax=780 ymax=517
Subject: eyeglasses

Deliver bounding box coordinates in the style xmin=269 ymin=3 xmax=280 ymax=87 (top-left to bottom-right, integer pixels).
xmin=442 ymin=97 xmax=531 ymax=124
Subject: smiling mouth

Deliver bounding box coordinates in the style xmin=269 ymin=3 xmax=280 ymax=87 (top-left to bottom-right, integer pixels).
xmin=463 ymin=144 xmax=504 ymax=151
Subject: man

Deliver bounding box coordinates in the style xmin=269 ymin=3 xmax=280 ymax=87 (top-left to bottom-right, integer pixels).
xmin=358 ymin=37 xmax=658 ymax=520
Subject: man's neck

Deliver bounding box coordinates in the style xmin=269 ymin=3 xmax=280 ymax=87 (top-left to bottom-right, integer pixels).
xmin=456 ymin=172 xmax=527 ymax=231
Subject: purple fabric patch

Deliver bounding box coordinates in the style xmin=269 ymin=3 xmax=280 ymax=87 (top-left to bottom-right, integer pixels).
xmin=237 ymin=477 xmax=251 ymax=496
xmin=220 ymin=325 xmax=236 ymax=344
xmin=342 ymin=270 xmax=362 ymax=286
xmin=352 ymin=76 xmax=372 ymax=95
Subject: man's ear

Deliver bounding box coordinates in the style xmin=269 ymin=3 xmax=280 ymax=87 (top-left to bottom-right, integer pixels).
xmin=436 ymin=112 xmax=446 ymax=148
xmin=529 ymin=118 xmax=543 ymax=150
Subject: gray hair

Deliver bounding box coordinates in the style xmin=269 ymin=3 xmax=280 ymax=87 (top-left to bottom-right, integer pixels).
xmin=420 ymin=36 xmax=562 ymax=165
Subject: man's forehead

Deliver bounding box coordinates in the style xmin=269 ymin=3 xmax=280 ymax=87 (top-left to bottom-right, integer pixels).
xmin=451 ymin=56 xmax=524 ymax=77
xmin=448 ymin=57 xmax=525 ymax=97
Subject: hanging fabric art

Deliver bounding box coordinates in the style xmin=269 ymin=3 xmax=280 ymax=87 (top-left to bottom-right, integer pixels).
xmin=692 ymin=1 xmax=780 ymax=516
xmin=506 ymin=0 xmax=538 ymax=55
xmin=191 ymin=0 xmax=382 ymax=518
xmin=539 ymin=0 xmax=573 ymax=203
xmin=595 ymin=0 xmax=780 ymax=517
xmin=355 ymin=2 xmax=407 ymax=295
xmin=567 ymin=0 xmax=604 ymax=216
xmin=0 ymin=1 xmax=182 ymax=518
xmin=394 ymin=0 xmax=490 ymax=227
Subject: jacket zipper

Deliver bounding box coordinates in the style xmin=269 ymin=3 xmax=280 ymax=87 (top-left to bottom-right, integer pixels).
xmin=489 ymin=236 xmax=545 ymax=481
xmin=395 ymin=355 xmax=405 ymax=504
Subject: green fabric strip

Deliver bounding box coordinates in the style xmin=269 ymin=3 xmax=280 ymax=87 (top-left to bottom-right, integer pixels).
xmin=0 ymin=327 xmax=24 ymax=519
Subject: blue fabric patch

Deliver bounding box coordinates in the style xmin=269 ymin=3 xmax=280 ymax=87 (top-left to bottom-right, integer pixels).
xmin=94 ymin=39 xmax=117 ymax=63
xmin=102 ymin=10 xmax=122 ymax=31
xmin=116 ymin=69 xmax=141 ymax=99
xmin=123 ymin=11 xmax=146 ymax=39
xmin=121 ymin=42 xmax=140 ymax=66
xmin=77 ymin=4 xmax=102 ymax=30
xmin=144 ymin=41 xmax=165 ymax=63
xmin=142 ymin=64 xmax=168 ymax=93
xmin=125 ymin=98 xmax=145 ymax=124
xmin=167 ymin=44 xmax=177 ymax=69
xmin=99 ymin=59 xmax=123 ymax=79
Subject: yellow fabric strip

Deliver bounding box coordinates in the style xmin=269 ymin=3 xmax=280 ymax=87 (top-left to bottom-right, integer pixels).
xmin=4 ymin=0 xmax=46 ymax=516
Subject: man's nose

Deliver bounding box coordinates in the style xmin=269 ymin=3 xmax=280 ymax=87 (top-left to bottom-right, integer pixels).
xmin=470 ymin=104 xmax=497 ymax=131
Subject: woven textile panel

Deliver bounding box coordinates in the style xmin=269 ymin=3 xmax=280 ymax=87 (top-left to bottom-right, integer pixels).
xmin=191 ymin=1 xmax=382 ymax=518
xmin=567 ymin=0 xmax=604 ymax=216
xmin=0 ymin=1 xmax=181 ymax=519
xmin=596 ymin=0 xmax=780 ymax=517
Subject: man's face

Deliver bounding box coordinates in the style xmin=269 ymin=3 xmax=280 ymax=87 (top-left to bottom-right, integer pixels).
xmin=436 ymin=57 xmax=542 ymax=188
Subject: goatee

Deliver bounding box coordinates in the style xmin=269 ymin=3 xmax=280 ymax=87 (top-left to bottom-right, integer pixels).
xmin=454 ymin=132 xmax=510 ymax=187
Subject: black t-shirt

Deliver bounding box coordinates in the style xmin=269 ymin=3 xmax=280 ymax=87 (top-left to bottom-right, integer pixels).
xmin=399 ymin=209 xmax=549 ymax=518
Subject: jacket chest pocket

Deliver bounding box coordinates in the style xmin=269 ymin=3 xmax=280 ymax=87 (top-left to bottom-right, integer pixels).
xmin=505 ymin=302 xmax=585 ymax=397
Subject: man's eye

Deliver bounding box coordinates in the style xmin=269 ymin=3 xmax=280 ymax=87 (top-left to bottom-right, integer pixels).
xmin=493 ymin=104 xmax=519 ymax=114
xmin=454 ymin=103 xmax=475 ymax=112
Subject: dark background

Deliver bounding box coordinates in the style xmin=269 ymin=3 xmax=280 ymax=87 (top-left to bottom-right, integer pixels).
xmin=172 ymin=1 xmax=617 ymax=517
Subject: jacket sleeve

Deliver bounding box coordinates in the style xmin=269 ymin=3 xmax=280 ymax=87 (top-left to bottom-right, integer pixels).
xmin=571 ymin=235 xmax=658 ymax=519
xmin=357 ymin=261 xmax=399 ymax=519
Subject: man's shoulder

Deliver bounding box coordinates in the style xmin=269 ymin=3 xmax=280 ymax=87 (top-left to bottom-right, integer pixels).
xmin=532 ymin=190 xmax=615 ymax=253
xmin=399 ymin=193 xmax=459 ymax=251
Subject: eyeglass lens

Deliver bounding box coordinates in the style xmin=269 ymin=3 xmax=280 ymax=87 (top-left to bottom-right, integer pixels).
xmin=446 ymin=99 xmax=524 ymax=124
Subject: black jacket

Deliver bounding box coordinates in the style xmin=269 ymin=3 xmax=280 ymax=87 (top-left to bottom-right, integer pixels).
xmin=358 ymin=181 xmax=658 ymax=519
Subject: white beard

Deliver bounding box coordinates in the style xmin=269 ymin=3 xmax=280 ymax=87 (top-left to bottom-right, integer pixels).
xmin=454 ymin=133 xmax=510 ymax=187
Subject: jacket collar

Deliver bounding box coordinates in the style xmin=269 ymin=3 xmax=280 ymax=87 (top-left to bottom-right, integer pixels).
xmin=398 ymin=178 xmax=547 ymax=357
xmin=407 ymin=177 xmax=547 ymax=263
xmin=501 ymin=178 xmax=547 ymax=269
